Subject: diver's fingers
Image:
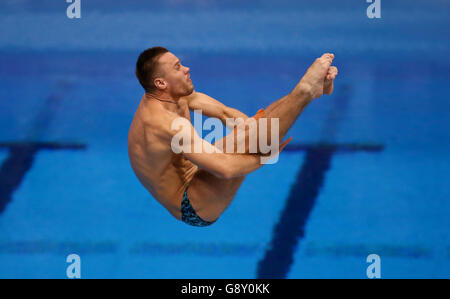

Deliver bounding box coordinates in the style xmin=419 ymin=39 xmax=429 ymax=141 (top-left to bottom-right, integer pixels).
xmin=253 ymin=108 xmax=266 ymax=120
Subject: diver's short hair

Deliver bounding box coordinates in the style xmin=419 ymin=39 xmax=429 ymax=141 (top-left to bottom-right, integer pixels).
xmin=135 ymin=46 xmax=169 ymax=92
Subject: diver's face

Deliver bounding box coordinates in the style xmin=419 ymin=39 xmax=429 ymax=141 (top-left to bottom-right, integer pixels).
xmin=156 ymin=52 xmax=194 ymax=97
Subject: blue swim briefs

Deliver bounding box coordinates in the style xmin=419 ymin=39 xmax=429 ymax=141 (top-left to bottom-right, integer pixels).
xmin=181 ymin=185 xmax=216 ymax=227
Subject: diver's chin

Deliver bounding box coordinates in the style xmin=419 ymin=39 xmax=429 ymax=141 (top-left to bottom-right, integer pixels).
xmin=187 ymin=84 xmax=194 ymax=95
xmin=178 ymin=86 xmax=194 ymax=98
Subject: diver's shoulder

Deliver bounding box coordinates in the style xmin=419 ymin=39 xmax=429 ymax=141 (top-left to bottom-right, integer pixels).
xmin=136 ymin=102 xmax=164 ymax=129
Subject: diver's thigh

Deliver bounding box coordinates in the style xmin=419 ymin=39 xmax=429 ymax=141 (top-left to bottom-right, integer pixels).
xmin=187 ymin=169 xmax=245 ymax=219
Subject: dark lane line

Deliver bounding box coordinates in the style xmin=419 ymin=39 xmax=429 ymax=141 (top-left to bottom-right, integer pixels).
xmin=0 ymin=81 xmax=86 ymax=215
xmin=257 ymin=85 xmax=385 ymax=278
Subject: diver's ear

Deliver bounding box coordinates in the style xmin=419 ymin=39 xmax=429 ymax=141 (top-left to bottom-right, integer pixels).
xmin=154 ymin=78 xmax=167 ymax=90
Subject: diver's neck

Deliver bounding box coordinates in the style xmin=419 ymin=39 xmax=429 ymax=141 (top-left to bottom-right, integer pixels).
xmin=145 ymin=92 xmax=180 ymax=112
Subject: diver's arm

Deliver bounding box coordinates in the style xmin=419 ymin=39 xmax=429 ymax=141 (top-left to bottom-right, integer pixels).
xmin=184 ymin=91 xmax=249 ymax=128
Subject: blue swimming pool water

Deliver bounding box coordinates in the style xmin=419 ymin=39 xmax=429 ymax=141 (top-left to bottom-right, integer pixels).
xmin=0 ymin=0 xmax=449 ymax=278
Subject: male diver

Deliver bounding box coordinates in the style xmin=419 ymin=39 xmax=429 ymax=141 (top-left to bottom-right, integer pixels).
xmin=128 ymin=47 xmax=338 ymax=226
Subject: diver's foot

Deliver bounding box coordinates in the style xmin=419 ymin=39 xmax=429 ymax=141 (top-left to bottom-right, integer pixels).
xmin=323 ymin=66 xmax=338 ymax=95
xmin=298 ymin=53 xmax=335 ymax=99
